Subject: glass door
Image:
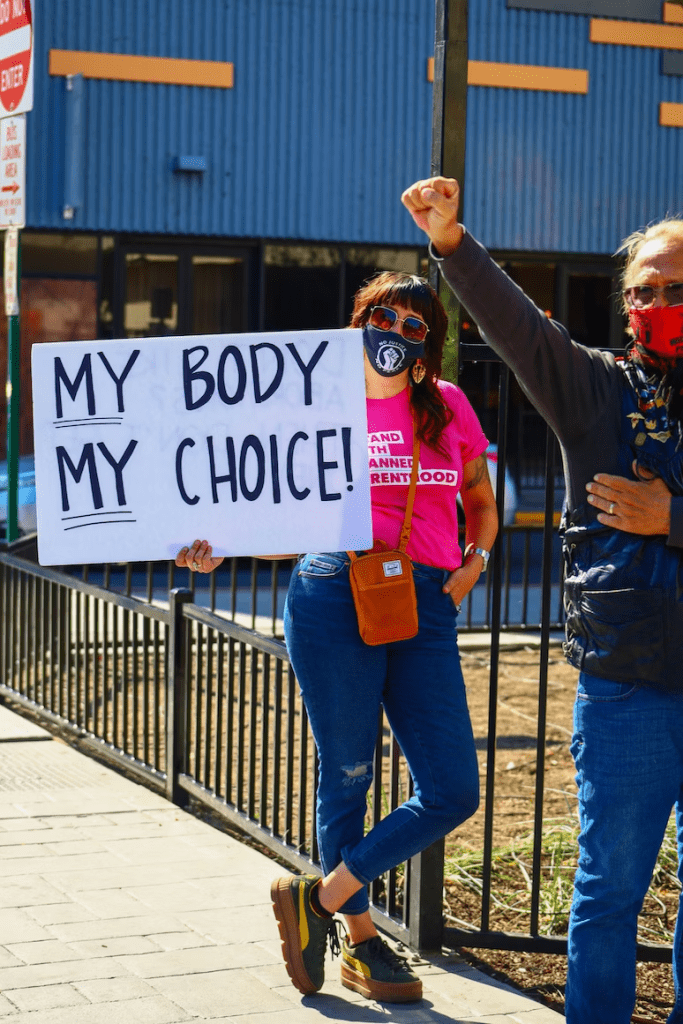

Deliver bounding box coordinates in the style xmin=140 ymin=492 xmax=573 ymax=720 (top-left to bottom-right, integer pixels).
xmin=191 ymin=255 xmax=246 ymax=334
xmin=124 ymin=252 xmax=179 ymax=338
xmin=106 ymin=243 xmax=253 ymax=340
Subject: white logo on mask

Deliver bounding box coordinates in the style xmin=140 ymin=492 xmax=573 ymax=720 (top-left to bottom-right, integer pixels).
xmin=376 ymin=343 xmax=405 ymax=373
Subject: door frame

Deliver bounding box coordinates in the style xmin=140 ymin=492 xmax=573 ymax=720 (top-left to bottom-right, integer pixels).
xmin=110 ymin=238 xmax=257 ymax=339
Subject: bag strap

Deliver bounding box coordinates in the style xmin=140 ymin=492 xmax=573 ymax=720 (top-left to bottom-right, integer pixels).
xmin=348 ymin=416 xmax=420 ymax=562
xmin=398 ymin=426 xmax=420 ymax=553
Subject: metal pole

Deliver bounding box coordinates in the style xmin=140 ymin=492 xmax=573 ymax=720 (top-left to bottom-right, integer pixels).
xmin=5 ymin=227 xmax=20 ymax=543
xmin=406 ymin=0 xmax=469 ymax=953
xmin=430 ymin=0 xmax=468 ymax=382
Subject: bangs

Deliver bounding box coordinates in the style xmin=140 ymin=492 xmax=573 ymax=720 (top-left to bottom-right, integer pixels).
xmin=375 ymin=277 xmax=434 ymax=321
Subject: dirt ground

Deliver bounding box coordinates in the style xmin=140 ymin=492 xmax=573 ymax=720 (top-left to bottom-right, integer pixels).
xmin=451 ymin=644 xmax=676 ymax=1021
xmin=457 ymin=643 xmax=579 ymax=853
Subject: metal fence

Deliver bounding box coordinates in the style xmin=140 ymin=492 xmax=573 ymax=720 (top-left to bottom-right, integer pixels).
xmin=0 ymin=346 xmax=671 ymax=963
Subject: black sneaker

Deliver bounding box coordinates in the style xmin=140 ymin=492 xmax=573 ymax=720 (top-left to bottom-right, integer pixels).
xmin=341 ymin=935 xmax=423 ymax=1003
xmin=271 ymin=874 xmax=341 ymax=994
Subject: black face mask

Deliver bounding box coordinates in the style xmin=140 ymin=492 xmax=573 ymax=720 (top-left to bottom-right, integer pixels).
xmin=362 ymin=325 xmax=426 ymax=378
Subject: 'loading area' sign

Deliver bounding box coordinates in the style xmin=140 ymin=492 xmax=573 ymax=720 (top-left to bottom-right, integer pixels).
xmin=32 ymin=329 xmax=372 ymax=565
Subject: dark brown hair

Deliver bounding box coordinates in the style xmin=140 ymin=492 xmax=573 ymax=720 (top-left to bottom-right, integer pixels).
xmin=350 ymin=271 xmax=452 ymax=452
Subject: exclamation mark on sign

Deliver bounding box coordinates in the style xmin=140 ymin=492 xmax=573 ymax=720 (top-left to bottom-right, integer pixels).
xmin=342 ymin=427 xmax=353 ymax=491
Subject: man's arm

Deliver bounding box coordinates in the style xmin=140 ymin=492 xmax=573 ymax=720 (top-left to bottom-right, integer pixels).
xmin=401 ymin=177 xmax=615 ymax=444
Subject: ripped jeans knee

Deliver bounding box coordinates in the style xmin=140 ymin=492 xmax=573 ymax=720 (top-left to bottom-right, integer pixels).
xmin=340 ymin=760 xmax=372 ymax=787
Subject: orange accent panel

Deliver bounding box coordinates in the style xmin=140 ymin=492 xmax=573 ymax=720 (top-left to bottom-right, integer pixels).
xmin=590 ymin=19 xmax=683 ymax=49
xmin=468 ymin=60 xmax=588 ymax=93
xmin=660 ymin=102 xmax=683 ymax=126
xmin=427 ymin=56 xmax=434 ymax=82
xmin=49 ymin=50 xmax=234 ymax=88
xmin=663 ymin=3 xmax=683 ymax=24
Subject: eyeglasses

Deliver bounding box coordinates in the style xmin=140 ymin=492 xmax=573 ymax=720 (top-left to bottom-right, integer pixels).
xmin=368 ymin=305 xmax=429 ymax=342
xmin=623 ymin=283 xmax=683 ymax=308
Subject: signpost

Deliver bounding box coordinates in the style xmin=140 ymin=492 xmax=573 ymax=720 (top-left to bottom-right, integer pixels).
xmin=0 ymin=0 xmax=32 ymax=542
xmin=0 ymin=0 xmax=33 ymax=117
xmin=0 ymin=113 xmax=25 ymax=227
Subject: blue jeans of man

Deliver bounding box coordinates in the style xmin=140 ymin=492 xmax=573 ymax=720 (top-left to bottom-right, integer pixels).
xmin=567 ymin=672 xmax=683 ymax=1024
xmin=284 ymin=552 xmax=480 ymax=916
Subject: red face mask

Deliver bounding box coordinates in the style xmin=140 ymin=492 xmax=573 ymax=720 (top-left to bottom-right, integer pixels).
xmin=628 ymin=304 xmax=683 ymax=359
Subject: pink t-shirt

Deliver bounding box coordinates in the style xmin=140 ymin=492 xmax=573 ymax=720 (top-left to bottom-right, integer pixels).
xmin=366 ymin=381 xmax=488 ymax=570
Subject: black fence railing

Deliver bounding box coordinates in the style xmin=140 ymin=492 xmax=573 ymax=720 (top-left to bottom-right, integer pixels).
xmin=0 ymin=345 xmax=671 ymax=964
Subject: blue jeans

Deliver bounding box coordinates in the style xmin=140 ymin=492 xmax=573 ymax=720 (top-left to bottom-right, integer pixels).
xmin=567 ymin=672 xmax=683 ymax=1024
xmin=284 ymin=552 xmax=479 ymax=916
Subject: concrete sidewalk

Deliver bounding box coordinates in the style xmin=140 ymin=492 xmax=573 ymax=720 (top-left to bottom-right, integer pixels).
xmin=0 ymin=702 xmax=564 ymax=1024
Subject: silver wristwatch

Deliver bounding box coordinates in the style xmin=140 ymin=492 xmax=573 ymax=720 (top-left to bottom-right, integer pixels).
xmin=464 ymin=544 xmax=491 ymax=571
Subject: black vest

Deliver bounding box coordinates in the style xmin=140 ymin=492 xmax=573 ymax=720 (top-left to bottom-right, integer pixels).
xmin=562 ymin=359 xmax=683 ymax=690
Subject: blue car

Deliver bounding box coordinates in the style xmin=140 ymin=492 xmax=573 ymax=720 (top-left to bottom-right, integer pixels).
xmin=0 ymin=454 xmax=37 ymax=534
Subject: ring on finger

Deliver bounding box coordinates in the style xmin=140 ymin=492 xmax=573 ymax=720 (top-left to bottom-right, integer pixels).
xmin=608 ymin=502 xmax=615 ymax=515
xmin=192 ymin=561 xmax=200 ymax=571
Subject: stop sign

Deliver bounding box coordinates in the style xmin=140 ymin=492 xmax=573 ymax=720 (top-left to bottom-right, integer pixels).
xmin=0 ymin=0 xmax=32 ymax=117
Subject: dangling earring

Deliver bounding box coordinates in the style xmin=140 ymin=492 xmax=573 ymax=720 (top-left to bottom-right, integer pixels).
xmin=411 ymin=360 xmax=426 ymax=385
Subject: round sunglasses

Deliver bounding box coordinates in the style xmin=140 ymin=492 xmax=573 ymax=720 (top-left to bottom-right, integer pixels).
xmin=623 ymin=283 xmax=683 ymax=308
xmin=368 ymin=305 xmax=429 ymax=342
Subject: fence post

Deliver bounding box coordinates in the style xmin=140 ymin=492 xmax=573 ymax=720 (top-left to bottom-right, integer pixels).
xmin=166 ymin=587 xmax=192 ymax=807
xmin=408 ymin=837 xmax=445 ymax=951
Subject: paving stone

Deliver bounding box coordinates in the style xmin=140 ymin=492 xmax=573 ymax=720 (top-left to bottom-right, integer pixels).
xmin=102 ymin=810 xmax=178 ymax=826
xmin=66 ymin=936 xmax=161 ymax=958
xmin=0 ymin=959 xmax=131 ymax=990
xmin=0 ymin=908 xmax=52 ymax=943
xmin=186 ymin=875 xmax=278 ymax=909
xmin=0 ymin=814 xmax=43 ymax=827
xmin=422 ymin=963 xmax=551 ymax=1015
xmin=7 ymin=983 xmax=89 ymax=1011
xmin=0 ymin=995 xmax=192 ymax=1024
xmin=243 ymin=960 xmax=293 ymax=990
xmin=83 ymin=821 xmax=209 ymax=842
xmin=16 ymin=798 xmax=144 ymax=817
xmin=0 ymin=947 xmax=23 ymax=969
xmin=0 ymin=827 xmax=84 ymax=846
xmin=180 ymin=903 xmax=278 ymax=944
xmin=0 ymin=992 xmax=16 ymax=1015
xmin=115 ymin=941 xmax=276 ymax=979
xmin=149 ymin=932 xmax=216 ymax=952
xmin=46 ymin=839 xmax=111 ymax=856
xmin=0 ymin=706 xmax=51 ymax=739
xmin=48 ymin=915 xmax=183 ymax=943
xmin=45 ymin=859 xmax=227 ymax=893
xmin=27 ymin=904 xmax=98 ymax=926
xmin=251 ymin=988 xmax=390 ymax=1021
xmin=148 ymin=969 xmax=293 ymax=1017
xmin=99 ymin=836 xmax=225 ymax=865
xmin=5 ymin=940 xmax=84 ymax=965
xmin=125 ymin=881 xmax=224 ymax=914
xmin=0 ymin=875 xmax=68 ymax=908
xmin=500 ymin=1008 xmax=565 ymax=1022
xmin=0 ymin=851 xmax=126 ymax=875
xmin=70 ymin=889 xmax=150 ymax=919
xmin=36 ymin=815 xmax=117 ymax=829
xmin=73 ymin=976 xmax=159 ymax=1003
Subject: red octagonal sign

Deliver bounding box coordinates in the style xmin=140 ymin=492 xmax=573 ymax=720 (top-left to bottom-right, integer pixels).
xmin=0 ymin=0 xmax=32 ymax=116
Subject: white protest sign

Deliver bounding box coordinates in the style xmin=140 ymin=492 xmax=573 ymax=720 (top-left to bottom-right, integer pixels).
xmin=32 ymin=329 xmax=373 ymax=565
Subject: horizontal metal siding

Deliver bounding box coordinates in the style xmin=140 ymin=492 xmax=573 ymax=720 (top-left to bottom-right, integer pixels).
xmin=28 ymin=0 xmax=434 ymax=245
xmin=466 ymin=0 xmax=683 ymax=253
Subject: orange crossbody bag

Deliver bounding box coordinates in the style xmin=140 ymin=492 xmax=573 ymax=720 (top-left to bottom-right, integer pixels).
xmin=347 ymin=427 xmax=420 ymax=646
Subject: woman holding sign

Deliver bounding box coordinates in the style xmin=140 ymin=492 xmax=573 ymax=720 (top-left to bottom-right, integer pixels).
xmin=176 ymin=271 xmax=497 ymax=1004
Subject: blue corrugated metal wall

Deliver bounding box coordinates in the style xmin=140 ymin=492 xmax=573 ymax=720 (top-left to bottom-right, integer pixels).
xmin=467 ymin=1 xmax=683 ymax=252
xmin=26 ymin=0 xmax=683 ymax=253
xmin=29 ymin=0 xmax=434 ymax=245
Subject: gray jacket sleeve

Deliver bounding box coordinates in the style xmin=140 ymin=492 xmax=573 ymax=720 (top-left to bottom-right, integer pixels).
xmin=439 ymin=231 xmax=616 ymax=446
